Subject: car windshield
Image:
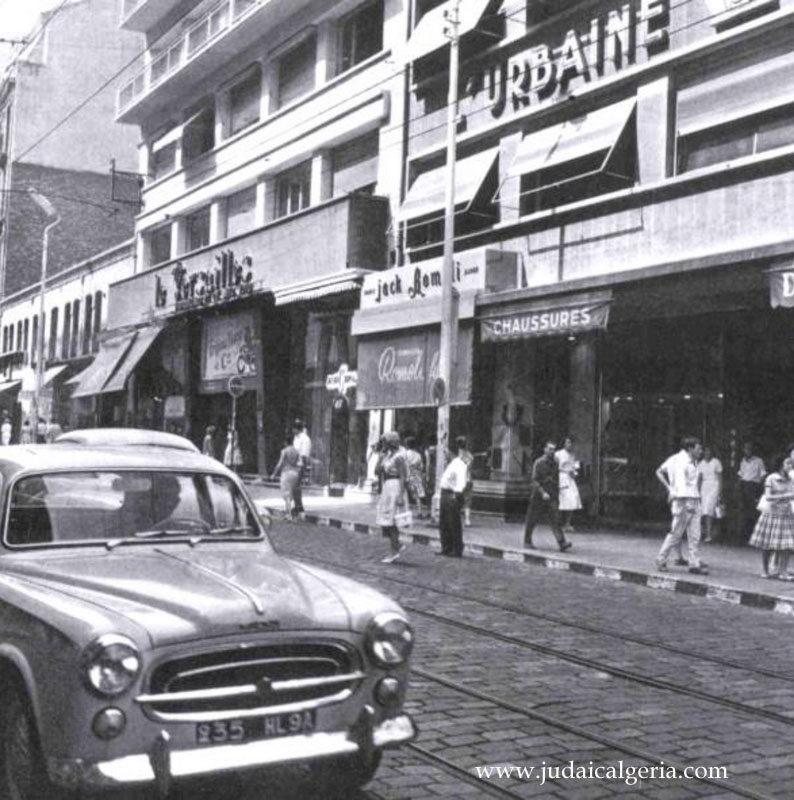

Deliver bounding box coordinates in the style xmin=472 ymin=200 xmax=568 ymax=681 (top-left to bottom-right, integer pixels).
xmin=5 ymin=471 xmax=263 ymax=547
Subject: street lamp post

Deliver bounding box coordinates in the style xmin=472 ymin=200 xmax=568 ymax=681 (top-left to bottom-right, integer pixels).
xmin=434 ymin=0 xmax=461 ymax=512
xmin=28 ymin=189 xmax=60 ymax=441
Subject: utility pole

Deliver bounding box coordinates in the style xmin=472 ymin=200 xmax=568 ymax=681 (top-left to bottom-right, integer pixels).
xmin=434 ymin=0 xmax=461 ymax=514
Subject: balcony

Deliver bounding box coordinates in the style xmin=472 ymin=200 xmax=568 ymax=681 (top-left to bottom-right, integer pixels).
xmin=109 ymin=193 xmax=390 ymax=328
xmin=117 ymin=0 xmax=315 ymax=123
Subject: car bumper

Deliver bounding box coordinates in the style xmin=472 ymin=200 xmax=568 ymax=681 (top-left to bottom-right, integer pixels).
xmin=47 ymin=709 xmax=416 ymax=793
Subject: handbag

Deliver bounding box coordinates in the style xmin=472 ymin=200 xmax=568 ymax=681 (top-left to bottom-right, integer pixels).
xmin=757 ymin=495 xmax=771 ymax=514
xmin=714 ymin=500 xmax=726 ymax=519
xmin=395 ymin=509 xmax=413 ymax=529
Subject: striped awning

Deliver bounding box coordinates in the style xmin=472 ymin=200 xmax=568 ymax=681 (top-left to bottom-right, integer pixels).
xmin=273 ymin=270 xmax=369 ymax=306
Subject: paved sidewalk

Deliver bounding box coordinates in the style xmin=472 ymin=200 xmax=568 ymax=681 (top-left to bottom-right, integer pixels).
xmin=246 ymin=483 xmax=794 ymax=615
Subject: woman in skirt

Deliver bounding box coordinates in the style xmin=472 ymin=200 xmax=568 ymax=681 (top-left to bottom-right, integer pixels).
xmin=375 ymin=431 xmax=408 ymax=563
xmin=555 ymin=436 xmax=582 ymax=532
xmin=403 ymin=436 xmax=426 ymax=519
xmin=750 ymin=453 xmax=794 ymax=579
xmin=270 ymin=435 xmax=302 ymax=519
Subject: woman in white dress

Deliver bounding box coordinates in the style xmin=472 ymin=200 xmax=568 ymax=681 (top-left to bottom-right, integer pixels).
xmin=555 ymin=436 xmax=582 ymax=532
xmin=697 ymin=445 xmax=723 ymax=543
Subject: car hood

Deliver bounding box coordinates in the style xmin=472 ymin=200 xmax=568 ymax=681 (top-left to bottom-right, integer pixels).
xmin=3 ymin=545 xmax=364 ymax=647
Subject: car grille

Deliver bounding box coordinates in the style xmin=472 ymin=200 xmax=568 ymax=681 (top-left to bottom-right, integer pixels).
xmin=138 ymin=642 xmax=363 ymax=721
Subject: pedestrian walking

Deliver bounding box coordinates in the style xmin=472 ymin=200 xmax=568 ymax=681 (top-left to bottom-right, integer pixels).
xmin=738 ymin=442 xmax=766 ymax=542
xmin=19 ymin=419 xmax=33 ymax=445
xmin=403 ymin=436 xmax=426 ymax=518
xmin=375 ymin=431 xmax=408 ymax=563
xmin=555 ymin=436 xmax=582 ymax=532
xmin=202 ymin=425 xmax=217 ymax=459
xmin=1 ymin=412 xmax=11 ymax=445
xmin=223 ymin=427 xmax=243 ymax=472
xmin=655 ymin=436 xmax=708 ymax=574
xmin=437 ymin=436 xmax=470 ymax=557
xmin=698 ymin=445 xmax=723 ymax=543
xmin=293 ymin=419 xmax=312 ymax=484
xmin=270 ymin=435 xmax=302 ymax=519
xmin=524 ymin=441 xmax=572 ymax=552
xmin=460 ymin=440 xmax=474 ymax=527
xmin=749 ymin=452 xmax=794 ymax=580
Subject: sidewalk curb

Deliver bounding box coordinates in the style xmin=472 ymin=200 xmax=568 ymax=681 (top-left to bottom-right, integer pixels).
xmin=264 ymin=507 xmax=794 ymax=617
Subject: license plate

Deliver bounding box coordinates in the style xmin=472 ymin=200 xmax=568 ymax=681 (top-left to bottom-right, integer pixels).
xmin=196 ymin=710 xmax=316 ymax=745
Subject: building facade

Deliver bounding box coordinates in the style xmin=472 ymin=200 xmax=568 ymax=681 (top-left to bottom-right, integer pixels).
xmin=0 ymin=240 xmax=135 ymax=434
xmin=104 ymin=0 xmax=406 ymax=481
xmin=350 ymin=0 xmax=794 ymax=528
xmin=0 ymin=0 xmax=141 ymax=298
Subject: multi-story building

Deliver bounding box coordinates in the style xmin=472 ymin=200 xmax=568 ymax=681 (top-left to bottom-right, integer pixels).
xmin=0 ymin=239 xmax=135 ymax=430
xmin=350 ymin=0 xmax=794 ymax=529
xmin=104 ymin=0 xmax=406 ymax=481
xmin=0 ymin=0 xmax=141 ymax=298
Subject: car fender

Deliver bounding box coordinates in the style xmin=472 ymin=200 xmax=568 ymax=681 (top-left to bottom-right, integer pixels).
xmin=0 ymin=642 xmax=41 ymax=725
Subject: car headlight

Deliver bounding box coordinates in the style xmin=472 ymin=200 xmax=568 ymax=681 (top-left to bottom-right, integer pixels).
xmin=82 ymin=634 xmax=141 ymax=697
xmin=366 ymin=612 xmax=413 ymax=667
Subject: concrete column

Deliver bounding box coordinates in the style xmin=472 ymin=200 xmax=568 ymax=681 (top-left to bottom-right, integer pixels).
xmin=263 ymin=59 xmax=280 ymax=115
xmin=262 ymin=177 xmax=278 ymax=223
xmin=170 ymin=220 xmax=184 ymax=259
xmin=637 ymin=76 xmax=672 ymax=182
xmin=216 ymin=89 xmax=231 ymax=141
xmin=135 ymin=235 xmax=146 ymax=274
xmin=310 ymin=150 xmax=333 ymax=205
xmin=499 ymin=131 xmax=523 ymax=225
xmin=209 ymin=199 xmax=224 ymax=242
xmin=315 ymin=20 xmax=337 ymax=86
xmin=568 ymin=336 xmax=598 ymax=513
xmin=138 ymin=142 xmax=150 ymax=180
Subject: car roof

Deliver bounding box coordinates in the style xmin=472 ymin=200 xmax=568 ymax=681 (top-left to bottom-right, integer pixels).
xmin=0 ymin=444 xmax=230 ymax=481
xmin=53 ymin=428 xmax=200 ymax=452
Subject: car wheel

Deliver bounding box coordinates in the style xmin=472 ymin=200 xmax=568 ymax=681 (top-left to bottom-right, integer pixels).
xmin=0 ymin=690 xmax=66 ymax=800
xmin=309 ymin=750 xmax=382 ymax=796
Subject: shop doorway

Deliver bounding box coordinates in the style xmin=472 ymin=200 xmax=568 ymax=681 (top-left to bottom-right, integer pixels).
xmin=194 ymin=390 xmax=258 ymax=473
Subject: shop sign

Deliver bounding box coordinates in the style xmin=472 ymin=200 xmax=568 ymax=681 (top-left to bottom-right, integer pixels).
xmin=481 ymin=301 xmax=610 ymax=342
xmin=360 ymin=249 xmax=518 ymax=310
xmin=202 ymin=311 xmax=258 ymax=381
xmin=164 ymin=395 xmax=185 ymax=419
xmin=769 ymin=269 xmax=794 ymax=309
xmin=356 ymin=327 xmax=473 ymax=410
xmin=458 ymin=0 xmax=670 ymax=124
xmin=325 ymin=364 xmax=357 ymax=394
xmin=155 ymin=249 xmax=254 ymax=314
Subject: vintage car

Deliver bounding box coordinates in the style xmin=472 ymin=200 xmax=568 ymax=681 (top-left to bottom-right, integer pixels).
xmin=0 ymin=441 xmax=415 ymax=798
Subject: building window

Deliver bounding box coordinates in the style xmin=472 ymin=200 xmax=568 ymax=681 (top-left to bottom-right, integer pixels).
xmin=228 ymin=66 xmax=261 ymax=136
xmin=185 ymin=207 xmax=211 ymax=252
xmin=339 ymin=0 xmax=383 ymax=74
xmin=146 ymin=226 xmax=172 ymax=266
xmin=332 ymin=131 xmax=379 ymax=196
xmin=275 ymin=161 xmax=311 ymax=218
xmin=277 ymin=35 xmax=317 ymax=109
xmin=15 ymin=321 xmax=22 ymax=352
xmin=49 ymin=307 xmax=58 ymax=362
xmin=23 ymin=319 xmax=29 ymax=364
xmin=62 ymin=304 xmax=71 ymax=361
xmin=83 ymin=294 xmax=93 ymax=356
xmin=7 ymin=325 xmax=13 ymax=352
xmin=71 ymin=299 xmax=80 ymax=359
xmin=226 ymin=186 xmax=257 ymax=239
xmin=182 ymin=103 xmax=215 ymax=164
xmin=151 ymin=142 xmax=177 ymax=181
xmin=677 ymin=103 xmax=794 ymax=173
xmin=93 ymin=292 xmax=102 ymax=352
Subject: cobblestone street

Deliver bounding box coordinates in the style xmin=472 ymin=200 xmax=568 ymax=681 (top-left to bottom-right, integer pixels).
xmin=257 ymin=518 xmax=794 ymax=800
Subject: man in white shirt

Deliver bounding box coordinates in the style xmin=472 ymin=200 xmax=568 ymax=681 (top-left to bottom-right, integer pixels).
xmin=291 ymin=420 xmax=311 ymax=514
xmin=0 ymin=412 xmax=11 ymax=446
xmin=437 ymin=437 xmax=469 ymax=557
xmin=655 ymin=436 xmax=707 ymax=574
xmin=737 ymin=442 xmax=766 ymax=542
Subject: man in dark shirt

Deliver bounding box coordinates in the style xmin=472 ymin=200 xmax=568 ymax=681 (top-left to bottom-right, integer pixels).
xmin=524 ymin=440 xmax=572 ymax=552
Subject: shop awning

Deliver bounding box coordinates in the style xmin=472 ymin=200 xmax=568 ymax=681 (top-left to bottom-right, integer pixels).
xmin=273 ymin=270 xmax=369 ymax=306
xmin=70 ymin=331 xmax=137 ymax=399
xmin=407 ymin=0 xmax=493 ymax=62
xmin=479 ymin=289 xmax=613 ymax=342
xmin=43 ymin=365 xmax=69 ymax=387
xmin=101 ymin=327 xmax=163 ymax=394
xmin=502 ymin=98 xmax=636 ymax=190
xmin=401 ymin=147 xmax=499 ymax=221
xmin=352 ymin=293 xmax=478 ymax=336
xmin=0 ymin=380 xmax=21 ymax=395
xmin=677 ymin=50 xmax=794 ymax=137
